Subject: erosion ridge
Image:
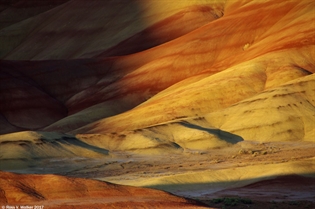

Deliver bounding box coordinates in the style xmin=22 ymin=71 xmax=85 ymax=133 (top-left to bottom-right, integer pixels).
xmin=0 ymin=0 xmax=314 ymax=208
xmin=0 ymin=171 xmax=209 ymax=209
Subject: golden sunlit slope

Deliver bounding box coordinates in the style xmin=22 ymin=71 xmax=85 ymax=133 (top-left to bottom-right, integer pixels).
xmin=0 ymin=0 xmax=225 ymax=134
xmin=0 ymin=171 xmax=209 ymax=209
xmin=71 ymin=0 xmax=315 ymax=139
xmin=73 ymin=57 xmax=314 ymax=151
xmin=0 ymin=131 xmax=108 ymax=164
xmin=110 ymin=158 xmax=315 ymax=199
xmin=204 ymin=74 xmax=315 ymax=143
xmin=0 ymin=0 xmax=314 ymax=151
xmin=1 ymin=1 xmax=315 ymax=207
xmin=42 ymin=0 xmax=315 ymax=135
xmin=74 ymin=74 xmax=314 ymax=152
xmin=0 ymin=130 xmax=110 ymax=171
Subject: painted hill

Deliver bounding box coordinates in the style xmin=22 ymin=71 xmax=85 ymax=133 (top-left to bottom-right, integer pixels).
xmin=69 ymin=0 xmax=314 ymax=138
xmin=0 ymin=171 xmax=209 ymax=209
xmin=0 ymin=0 xmax=225 ymax=60
xmin=0 ymin=1 xmax=314 ymax=207
xmin=1 ymin=0 xmax=314 ymax=145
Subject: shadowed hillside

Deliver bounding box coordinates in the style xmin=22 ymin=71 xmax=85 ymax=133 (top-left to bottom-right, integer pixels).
xmin=0 ymin=0 xmax=314 ymax=208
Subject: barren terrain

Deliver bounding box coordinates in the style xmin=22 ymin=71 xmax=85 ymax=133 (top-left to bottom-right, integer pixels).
xmin=0 ymin=0 xmax=314 ymax=208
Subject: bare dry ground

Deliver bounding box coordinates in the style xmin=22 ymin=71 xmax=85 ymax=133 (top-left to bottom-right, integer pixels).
xmin=2 ymin=140 xmax=314 ymax=208
xmin=0 ymin=0 xmax=315 ymax=208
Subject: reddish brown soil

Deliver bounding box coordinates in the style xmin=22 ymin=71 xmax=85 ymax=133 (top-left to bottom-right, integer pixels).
xmin=0 ymin=171 xmax=209 ymax=209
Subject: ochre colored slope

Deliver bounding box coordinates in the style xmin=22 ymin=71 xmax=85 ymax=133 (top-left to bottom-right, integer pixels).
xmin=0 ymin=0 xmax=314 ymax=149
xmin=71 ymin=0 xmax=315 ymax=136
xmin=74 ymin=74 xmax=314 ymax=152
xmin=0 ymin=131 xmax=108 ymax=167
xmin=0 ymin=0 xmax=225 ymax=133
xmin=204 ymin=74 xmax=315 ymax=142
xmin=107 ymin=158 xmax=315 ymax=198
xmin=0 ymin=171 xmax=209 ymax=209
xmin=0 ymin=1 xmax=314 ymax=208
